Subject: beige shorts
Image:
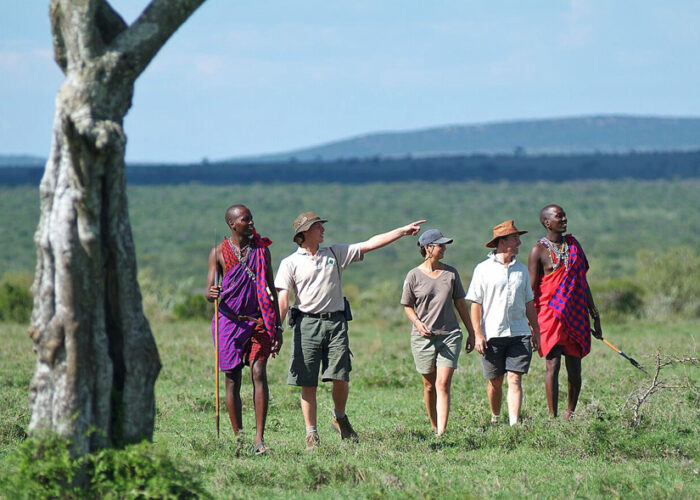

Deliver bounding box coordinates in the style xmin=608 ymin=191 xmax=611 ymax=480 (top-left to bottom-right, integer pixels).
xmin=410 ymin=330 xmax=463 ymax=374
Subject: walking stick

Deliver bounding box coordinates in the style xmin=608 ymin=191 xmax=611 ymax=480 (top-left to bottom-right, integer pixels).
xmin=214 ymin=237 xmax=221 ymax=439
xmin=598 ymin=334 xmax=648 ymax=374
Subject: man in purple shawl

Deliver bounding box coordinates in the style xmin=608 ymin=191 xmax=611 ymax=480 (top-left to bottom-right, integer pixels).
xmin=206 ymin=205 xmax=282 ymax=455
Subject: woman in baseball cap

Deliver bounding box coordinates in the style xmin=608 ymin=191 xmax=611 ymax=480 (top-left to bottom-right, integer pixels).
xmin=400 ymin=229 xmax=475 ymax=436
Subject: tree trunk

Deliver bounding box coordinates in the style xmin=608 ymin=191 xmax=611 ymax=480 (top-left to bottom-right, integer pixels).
xmin=28 ymin=0 xmax=206 ymax=455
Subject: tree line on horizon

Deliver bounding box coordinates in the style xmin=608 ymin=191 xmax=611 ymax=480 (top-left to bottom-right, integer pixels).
xmin=1 ymin=149 xmax=699 ymax=186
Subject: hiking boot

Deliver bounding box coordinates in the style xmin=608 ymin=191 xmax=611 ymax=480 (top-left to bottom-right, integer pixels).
xmin=305 ymin=431 xmax=320 ymax=451
xmin=330 ymin=414 xmax=359 ymax=442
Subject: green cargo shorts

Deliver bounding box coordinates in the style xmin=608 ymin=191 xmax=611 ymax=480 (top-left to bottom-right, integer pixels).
xmin=410 ymin=330 xmax=463 ymax=374
xmin=287 ymin=314 xmax=352 ymax=387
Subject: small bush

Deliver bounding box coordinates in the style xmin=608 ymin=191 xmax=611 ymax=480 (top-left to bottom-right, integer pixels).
xmin=593 ymin=278 xmax=644 ymax=320
xmin=173 ymin=293 xmax=212 ymax=320
xmin=0 ymin=276 xmax=32 ymax=323
xmin=0 ymin=437 xmax=207 ymax=499
xmin=636 ymin=247 xmax=700 ymax=318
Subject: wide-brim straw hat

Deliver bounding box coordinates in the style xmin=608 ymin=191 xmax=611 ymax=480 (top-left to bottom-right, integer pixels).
xmin=485 ymin=220 xmax=528 ymax=248
xmin=293 ymin=211 xmax=327 ymax=239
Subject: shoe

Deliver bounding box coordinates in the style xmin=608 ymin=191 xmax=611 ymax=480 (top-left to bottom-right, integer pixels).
xmin=305 ymin=431 xmax=320 ymax=451
xmin=251 ymin=441 xmax=271 ymax=456
xmin=330 ymin=414 xmax=359 ymax=442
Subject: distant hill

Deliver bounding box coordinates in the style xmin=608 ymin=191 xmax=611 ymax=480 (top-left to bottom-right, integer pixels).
xmin=0 ymin=155 xmax=45 ymax=167
xmin=230 ymin=115 xmax=700 ymax=162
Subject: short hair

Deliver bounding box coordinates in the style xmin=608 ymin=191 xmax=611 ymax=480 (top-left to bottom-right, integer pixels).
xmin=539 ymin=204 xmax=561 ymax=228
xmin=293 ymin=232 xmax=305 ymax=246
xmin=225 ymin=204 xmax=247 ymax=226
xmin=419 ymin=243 xmax=427 ymax=258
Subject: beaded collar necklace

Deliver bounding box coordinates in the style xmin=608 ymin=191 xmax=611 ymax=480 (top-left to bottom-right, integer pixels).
xmin=227 ymin=237 xmax=256 ymax=282
xmin=540 ymin=236 xmax=569 ymax=271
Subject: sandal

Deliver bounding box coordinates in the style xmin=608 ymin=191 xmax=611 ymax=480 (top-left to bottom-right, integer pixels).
xmin=251 ymin=441 xmax=271 ymax=456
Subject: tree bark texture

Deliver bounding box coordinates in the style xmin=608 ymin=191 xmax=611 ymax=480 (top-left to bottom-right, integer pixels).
xmin=29 ymin=0 xmax=206 ymax=455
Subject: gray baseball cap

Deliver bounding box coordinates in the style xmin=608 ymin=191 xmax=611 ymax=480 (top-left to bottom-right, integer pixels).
xmin=418 ymin=229 xmax=453 ymax=247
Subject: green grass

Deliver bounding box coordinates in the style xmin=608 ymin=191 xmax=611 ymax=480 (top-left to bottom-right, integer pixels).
xmin=3 ymin=179 xmax=700 ymax=288
xmin=2 ymin=316 xmax=699 ymax=498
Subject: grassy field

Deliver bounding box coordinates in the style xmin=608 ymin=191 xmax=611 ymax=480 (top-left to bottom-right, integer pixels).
xmin=2 ymin=314 xmax=698 ymax=498
xmin=3 ymin=179 xmax=700 ymax=288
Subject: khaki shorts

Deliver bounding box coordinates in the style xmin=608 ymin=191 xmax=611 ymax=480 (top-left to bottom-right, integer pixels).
xmin=287 ymin=315 xmax=352 ymax=387
xmin=410 ymin=331 xmax=463 ymax=374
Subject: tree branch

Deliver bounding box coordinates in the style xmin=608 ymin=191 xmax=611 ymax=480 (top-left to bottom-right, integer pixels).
xmin=110 ymin=0 xmax=207 ymax=78
xmin=95 ymin=0 xmax=128 ymax=46
xmin=49 ymin=0 xmax=68 ymax=73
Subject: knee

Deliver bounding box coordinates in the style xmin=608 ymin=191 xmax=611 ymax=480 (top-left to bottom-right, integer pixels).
xmin=546 ymin=359 xmax=561 ymax=376
xmin=435 ymin=378 xmax=451 ymax=394
xmin=507 ymin=372 xmax=522 ymax=387
xmin=422 ymin=375 xmax=436 ymax=393
xmin=488 ymin=376 xmax=504 ymax=390
xmin=251 ymin=364 xmax=267 ymax=384
xmin=568 ymin=371 xmax=582 ymax=386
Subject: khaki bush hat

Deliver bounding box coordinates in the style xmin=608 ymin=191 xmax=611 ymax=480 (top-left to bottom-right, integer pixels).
xmin=293 ymin=211 xmax=327 ymax=239
xmin=485 ymin=220 xmax=528 ymax=248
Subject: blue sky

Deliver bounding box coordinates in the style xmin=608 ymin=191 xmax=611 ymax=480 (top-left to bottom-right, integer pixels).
xmin=1 ymin=1 xmax=699 ymax=163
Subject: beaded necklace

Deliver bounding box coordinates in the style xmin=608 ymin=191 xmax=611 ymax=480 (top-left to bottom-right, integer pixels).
xmin=228 ymin=238 xmax=256 ymax=282
xmin=539 ymin=237 xmax=569 ymax=271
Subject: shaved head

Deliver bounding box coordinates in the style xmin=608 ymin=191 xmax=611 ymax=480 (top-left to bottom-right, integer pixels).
xmin=540 ymin=204 xmax=563 ymax=227
xmin=225 ymin=204 xmax=248 ymax=226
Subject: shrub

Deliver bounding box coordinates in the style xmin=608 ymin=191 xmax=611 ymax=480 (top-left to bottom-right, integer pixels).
xmin=0 ymin=437 xmax=207 ymax=499
xmin=173 ymin=293 xmax=212 ymax=320
xmin=636 ymin=247 xmax=700 ymax=319
xmin=592 ymin=278 xmax=644 ymax=320
xmin=0 ymin=275 xmax=32 ymax=323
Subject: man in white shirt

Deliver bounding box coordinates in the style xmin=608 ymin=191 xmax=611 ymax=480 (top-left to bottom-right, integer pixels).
xmin=275 ymin=211 xmax=424 ymax=450
xmin=466 ymin=220 xmax=540 ymax=426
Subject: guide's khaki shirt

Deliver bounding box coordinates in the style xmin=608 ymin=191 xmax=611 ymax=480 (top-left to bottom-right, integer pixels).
xmin=275 ymin=244 xmax=363 ymax=313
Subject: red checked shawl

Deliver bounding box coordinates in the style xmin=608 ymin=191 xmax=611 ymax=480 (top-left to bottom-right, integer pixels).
xmin=535 ymin=234 xmax=592 ymax=358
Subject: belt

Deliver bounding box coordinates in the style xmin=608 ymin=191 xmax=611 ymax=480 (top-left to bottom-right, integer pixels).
xmin=228 ymin=314 xmax=260 ymax=322
xmin=301 ymin=310 xmax=344 ymax=320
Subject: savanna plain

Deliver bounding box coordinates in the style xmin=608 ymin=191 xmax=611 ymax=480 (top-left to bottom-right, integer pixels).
xmin=1 ymin=179 xmax=699 ymax=498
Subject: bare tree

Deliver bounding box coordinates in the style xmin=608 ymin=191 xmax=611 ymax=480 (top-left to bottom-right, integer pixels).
xmin=28 ymin=0 xmax=206 ymax=455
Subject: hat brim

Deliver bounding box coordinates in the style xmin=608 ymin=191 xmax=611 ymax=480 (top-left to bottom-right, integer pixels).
xmin=485 ymin=230 xmax=527 ymax=248
xmin=433 ymin=237 xmax=453 ymax=245
xmin=293 ymin=218 xmax=328 ymax=239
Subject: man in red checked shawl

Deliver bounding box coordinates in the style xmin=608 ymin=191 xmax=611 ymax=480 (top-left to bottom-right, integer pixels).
xmin=206 ymin=205 xmax=282 ymax=454
xmin=528 ymin=204 xmax=603 ymax=421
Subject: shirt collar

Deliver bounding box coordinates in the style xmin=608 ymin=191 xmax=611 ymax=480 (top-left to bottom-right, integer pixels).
xmin=488 ymin=252 xmax=518 ymax=267
xmin=296 ymin=246 xmax=326 ymax=257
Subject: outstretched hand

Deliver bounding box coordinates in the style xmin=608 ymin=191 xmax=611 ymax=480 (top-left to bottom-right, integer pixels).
xmin=401 ymin=219 xmax=427 ymax=236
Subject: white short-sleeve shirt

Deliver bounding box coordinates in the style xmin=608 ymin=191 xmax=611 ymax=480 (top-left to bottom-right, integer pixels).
xmin=275 ymin=243 xmax=363 ymax=313
xmin=465 ymin=253 xmax=534 ymax=340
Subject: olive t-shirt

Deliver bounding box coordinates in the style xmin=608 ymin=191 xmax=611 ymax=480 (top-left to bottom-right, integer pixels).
xmin=401 ymin=265 xmax=465 ymax=335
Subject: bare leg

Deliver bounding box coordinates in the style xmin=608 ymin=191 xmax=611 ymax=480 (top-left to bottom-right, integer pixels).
xmin=224 ymin=368 xmax=243 ymax=435
xmin=506 ymin=371 xmax=523 ymax=426
xmin=250 ymin=360 xmax=268 ymax=446
xmin=545 ymin=354 xmax=562 ymax=418
xmin=301 ymin=386 xmax=317 ymax=427
xmin=564 ymin=355 xmax=582 ymax=421
xmin=435 ymin=366 xmax=454 ymax=435
xmin=487 ymin=375 xmax=504 ymax=418
xmin=331 ymin=379 xmax=349 ymax=415
xmin=420 ymin=370 xmax=437 ymax=431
